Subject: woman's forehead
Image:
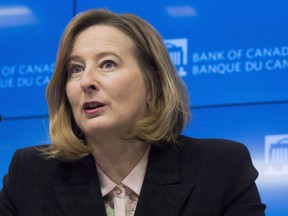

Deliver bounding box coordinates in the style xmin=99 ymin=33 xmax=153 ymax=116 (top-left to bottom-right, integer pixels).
xmin=70 ymin=25 xmax=136 ymax=57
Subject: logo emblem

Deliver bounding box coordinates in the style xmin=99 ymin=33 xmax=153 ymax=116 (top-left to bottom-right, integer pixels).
xmin=265 ymin=134 xmax=288 ymax=175
xmin=164 ymin=38 xmax=188 ymax=77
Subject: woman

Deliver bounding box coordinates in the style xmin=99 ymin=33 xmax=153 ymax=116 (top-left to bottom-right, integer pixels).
xmin=0 ymin=9 xmax=265 ymax=216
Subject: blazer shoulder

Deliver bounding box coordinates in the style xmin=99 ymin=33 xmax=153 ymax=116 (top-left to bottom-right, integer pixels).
xmin=176 ymin=136 xmax=255 ymax=173
xmin=175 ymin=136 xmax=259 ymax=190
xmin=7 ymin=145 xmax=64 ymax=182
xmin=178 ymin=135 xmax=251 ymax=158
xmin=10 ymin=144 xmax=53 ymax=166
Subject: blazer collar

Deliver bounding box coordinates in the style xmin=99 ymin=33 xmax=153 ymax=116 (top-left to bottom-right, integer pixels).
xmin=54 ymin=155 xmax=107 ymax=216
xmin=135 ymin=144 xmax=196 ymax=216
xmin=53 ymin=143 xmax=196 ymax=216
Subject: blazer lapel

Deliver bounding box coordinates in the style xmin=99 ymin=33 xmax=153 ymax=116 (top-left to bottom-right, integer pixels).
xmin=54 ymin=155 xmax=107 ymax=216
xmin=135 ymin=145 xmax=196 ymax=216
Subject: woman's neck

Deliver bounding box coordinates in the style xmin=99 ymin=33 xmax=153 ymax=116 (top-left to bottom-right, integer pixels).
xmin=87 ymin=137 xmax=150 ymax=184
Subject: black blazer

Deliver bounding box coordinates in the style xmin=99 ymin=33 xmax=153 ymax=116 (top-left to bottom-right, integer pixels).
xmin=0 ymin=136 xmax=266 ymax=216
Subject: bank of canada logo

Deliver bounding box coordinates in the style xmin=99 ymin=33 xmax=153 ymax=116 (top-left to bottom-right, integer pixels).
xmin=265 ymin=134 xmax=288 ymax=175
xmin=164 ymin=38 xmax=188 ymax=77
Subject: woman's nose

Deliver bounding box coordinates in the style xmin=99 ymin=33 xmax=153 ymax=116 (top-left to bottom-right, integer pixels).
xmin=80 ymin=69 xmax=98 ymax=93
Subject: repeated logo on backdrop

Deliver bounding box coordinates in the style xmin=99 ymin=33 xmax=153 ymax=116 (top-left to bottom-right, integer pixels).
xmin=265 ymin=134 xmax=288 ymax=176
xmin=0 ymin=63 xmax=54 ymax=89
xmin=165 ymin=38 xmax=288 ymax=77
xmin=164 ymin=38 xmax=188 ymax=77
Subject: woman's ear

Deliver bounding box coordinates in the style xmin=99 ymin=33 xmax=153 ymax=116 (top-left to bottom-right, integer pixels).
xmin=146 ymin=89 xmax=151 ymax=106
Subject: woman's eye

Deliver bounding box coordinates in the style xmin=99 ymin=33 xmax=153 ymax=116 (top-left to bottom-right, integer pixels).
xmin=69 ymin=65 xmax=84 ymax=74
xmin=100 ymin=60 xmax=117 ymax=70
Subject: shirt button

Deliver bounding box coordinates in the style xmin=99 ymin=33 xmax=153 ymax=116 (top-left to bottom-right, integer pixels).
xmin=115 ymin=188 xmax=122 ymax=195
xmin=113 ymin=185 xmax=125 ymax=198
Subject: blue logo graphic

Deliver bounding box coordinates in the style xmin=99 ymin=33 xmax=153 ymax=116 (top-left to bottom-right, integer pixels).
xmin=265 ymin=135 xmax=288 ymax=175
xmin=164 ymin=38 xmax=188 ymax=77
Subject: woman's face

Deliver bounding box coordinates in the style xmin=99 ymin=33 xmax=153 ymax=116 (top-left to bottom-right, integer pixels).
xmin=66 ymin=25 xmax=150 ymax=140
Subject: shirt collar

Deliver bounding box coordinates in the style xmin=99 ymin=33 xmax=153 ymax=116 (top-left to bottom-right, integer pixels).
xmin=96 ymin=145 xmax=151 ymax=197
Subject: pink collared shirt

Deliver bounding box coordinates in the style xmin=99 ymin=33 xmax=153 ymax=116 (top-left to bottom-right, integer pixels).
xmin=96 ymin=146 xmax=151 ymax=216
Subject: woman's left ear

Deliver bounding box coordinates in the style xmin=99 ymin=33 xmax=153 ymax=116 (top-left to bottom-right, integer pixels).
xmin=146 ymin=91 xmax=151 ymax=106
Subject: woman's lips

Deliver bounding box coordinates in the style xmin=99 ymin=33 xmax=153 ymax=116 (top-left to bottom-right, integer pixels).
xmin=83 ymin=101 xmax=106 ymax=114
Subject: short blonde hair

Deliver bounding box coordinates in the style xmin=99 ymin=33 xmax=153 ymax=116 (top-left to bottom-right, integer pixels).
xmin=43 ymin=9 xmax=190 ymax=160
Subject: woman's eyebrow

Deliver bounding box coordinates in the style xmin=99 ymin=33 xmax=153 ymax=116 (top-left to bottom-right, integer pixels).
xmin=68 ymin=55 xmax=83 ymax=62
xmin=68 ymin=51 xmax=121 ymax=61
